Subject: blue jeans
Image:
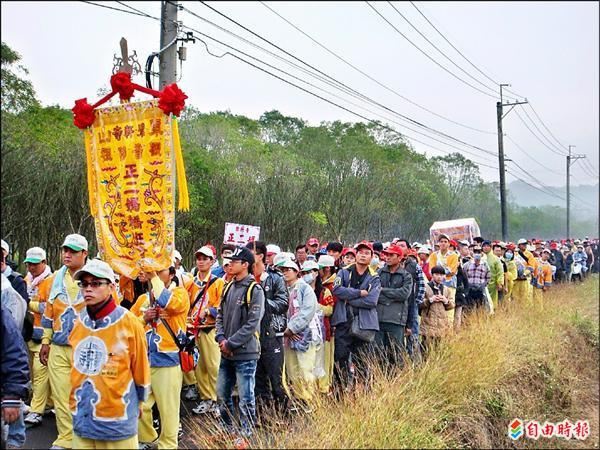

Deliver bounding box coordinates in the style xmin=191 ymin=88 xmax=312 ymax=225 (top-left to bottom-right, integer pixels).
xmin=1 ymin=403 xmax=26 ymax=448
xmin=217 ymin=358 xmax=258 ymax=437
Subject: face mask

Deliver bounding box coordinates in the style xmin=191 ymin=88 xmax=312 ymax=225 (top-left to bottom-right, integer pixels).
xmin=302 ymin=273 xmax=315 ymax=284
xmin=474 ymin=253 xmax=482 ymax=261
xmin=505 ymin=252 xmax=513 ymax=260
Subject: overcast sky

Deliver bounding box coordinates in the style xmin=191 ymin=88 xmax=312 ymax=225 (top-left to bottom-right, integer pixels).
xmin=2 ymin=1 xmax=598 ymax=188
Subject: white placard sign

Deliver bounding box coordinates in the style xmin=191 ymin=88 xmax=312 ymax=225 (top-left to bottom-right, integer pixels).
xmin=223 ymin=222 xmax=260 ymax=245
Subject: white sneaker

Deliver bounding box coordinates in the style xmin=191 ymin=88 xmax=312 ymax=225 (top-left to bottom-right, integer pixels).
xmin=192 ymin=400 xmax=214 ymax=415
xmin=24 ymin=412 xmax=43 ymax=427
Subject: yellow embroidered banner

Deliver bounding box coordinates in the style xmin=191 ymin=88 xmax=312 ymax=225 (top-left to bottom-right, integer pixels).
xmin=84 ymin=99 xmax=187 ymax=278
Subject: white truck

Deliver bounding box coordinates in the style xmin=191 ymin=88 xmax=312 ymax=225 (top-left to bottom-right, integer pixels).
xmin=429 ymin=218 xmax=481 ymax=244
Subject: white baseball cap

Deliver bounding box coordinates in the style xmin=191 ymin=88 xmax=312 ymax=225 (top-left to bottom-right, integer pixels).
xmin=266 ymin=244 xmax=281 ymax=256
xmin=517 ymin=238 xmax=528 ymax=245
xmin=74 ymin=259 xmax=115 ymax=283
xmin=272 ymin=252 xmax=295 ymax=267
xmin=195 ymin=246 xmax=215 ymax=259
xmin=301 ymin=260 xmax=320 ymax=272
xmin=24 ymin=247 xmax=47 ymax=264
xmin=173 ymin=250 xmax=183 ymax=261
xmin=417 ymin=246 xmax=430 ymax=255
xmin=1 ymin=240 xmax=9 ymax=256
xmin=318 ymin=255 xmax=336 ymax=268
xmin=277 ymin=259 xmax=299 ymax=271
xmin=62 ymin=234 xmax=88 ymax=252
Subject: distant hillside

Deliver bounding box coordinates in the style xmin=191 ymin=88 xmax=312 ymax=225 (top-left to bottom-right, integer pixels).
xmin=507 ymin=180 xmax=599 ymax=219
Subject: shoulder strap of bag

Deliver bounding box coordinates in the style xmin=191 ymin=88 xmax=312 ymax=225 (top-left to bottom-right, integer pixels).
xmin=190 ymin=275 xmax=218 ymax=313
xmin=148 ymin=284 xmax=184 ymax=351
xmin=160 ymin=316 xmax=184 ymax=351
xmin=245 ymin=281 xmax=258 ymax=308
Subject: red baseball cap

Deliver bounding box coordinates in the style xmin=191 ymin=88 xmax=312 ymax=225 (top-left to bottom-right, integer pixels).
xmin=383 ymin=244 xmax=404 ymax=257
xmin=449 ymin=239 xmax=458 ymax=248
xmin=354 ymin=240 xmax=373 ymax=253
xmin=307 ymin=237 xmax=319 ymax=246
xmin=341 ymin=247 xmax=356 ymax=256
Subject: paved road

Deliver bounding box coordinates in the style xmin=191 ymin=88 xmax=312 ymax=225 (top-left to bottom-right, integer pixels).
xmin=22 ymin=411 xmax=56 ymax=450
xmin=23 ymin=398 xmax=209 ymax=449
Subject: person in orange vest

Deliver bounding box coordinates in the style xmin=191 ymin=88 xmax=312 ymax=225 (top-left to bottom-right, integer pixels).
xmin=23 ymin=247 xmax=54 ymax=428
xmin=188 ymin=246 xmax=225 ymax=416
xmin=427 ymin=234 xmax=459 ymax=322
xmin=40 ymin=234 xmax=89 ymax=449
xmin=69 ymin=259 xmax=150 ymax=449
xmin=533 ymin=249 xmax=553 ymax=306
xmin=131 ymin=266 xmax=189 ymax=450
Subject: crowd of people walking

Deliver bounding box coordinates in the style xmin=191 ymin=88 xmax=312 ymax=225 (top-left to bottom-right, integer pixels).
xmin=1 ymin=234 xmax=598 ymax=449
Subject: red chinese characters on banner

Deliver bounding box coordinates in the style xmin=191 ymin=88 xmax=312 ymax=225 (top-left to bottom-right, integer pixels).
xmin=223 ymin=222 xmax=260 ymax=246
xmin=85 ymin=100 xmax=176 ymax=278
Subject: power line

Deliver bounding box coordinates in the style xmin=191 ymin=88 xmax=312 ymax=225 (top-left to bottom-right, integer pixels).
xmin=79 ymin=0 xmax=591 ymax=214
xmin=513 ymin=109 xmax=566 ymax=157
xmin=86 ymin=0 xmax=574 ymax=189
xmin=508 ymin=160 xmax=566 ymax=201
xmin=519 ymin=105 xmax=567 ymax=155
xmin=80 ymin=0 xmax=499 ymax=166
xmin=506 ymin=167 xmax=566 ymax=202
xmin=114 ymin=0 xmax=157 ymax=18
xmin=182 ymin=24 xmax=500 ymax=166
xmin=569 ymin=193 xmax=597 ymax=210
xmin=387 ymin=1 xmax=499 ymax=97
xmin=185 ymin=2 xmax=499 ymax=158
xmin=408 ymin=1 xmax=524 ymax=101
xmin=526 ymin=102 xmax=568 ymax=152
xmin=259 ymin=1 xmax=496 ymax=135
xmin=505 ymin=135 xmax=563 ymax=176
xmin=409 ymin=0 xmax=577 ymax=158
xmin=576 ymin=160 xmax=599 ymax=179
xmin=80 ymin=0 xmax=151 ymax=17
xmin=582 ymin=157 xmax=599 ymax=175
xmin=365 ymin=1 xmax=499 ymax=100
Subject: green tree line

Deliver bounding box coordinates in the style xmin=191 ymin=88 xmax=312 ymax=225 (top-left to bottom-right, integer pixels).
xmin=1 ymin=42 xmax=596 ymax=270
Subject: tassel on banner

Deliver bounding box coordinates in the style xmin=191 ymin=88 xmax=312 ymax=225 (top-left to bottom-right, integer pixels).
xmin=172 ymin=118 xmax=190 ymax=211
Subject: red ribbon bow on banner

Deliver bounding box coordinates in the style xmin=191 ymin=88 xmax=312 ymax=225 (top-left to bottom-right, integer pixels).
xmin=71 ymin=72 xmax=188 ymax=129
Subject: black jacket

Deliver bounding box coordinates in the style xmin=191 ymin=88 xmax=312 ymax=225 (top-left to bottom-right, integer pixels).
xmin=454 ymin=264 xmax=470 ymax=307
xmin=259 ymin=269 xmax=288 ymax=340
xmin=377 ymin=265 xmax=413 ymax=326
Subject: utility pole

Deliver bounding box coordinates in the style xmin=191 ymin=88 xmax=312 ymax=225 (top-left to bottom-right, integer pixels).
xmin=566 ymin=145 xmax=586 ymax=239
xmin=159 ymin=0 xmax=179 ymax=89
xmin=497 ymin=84 xmax=528 ymax=241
